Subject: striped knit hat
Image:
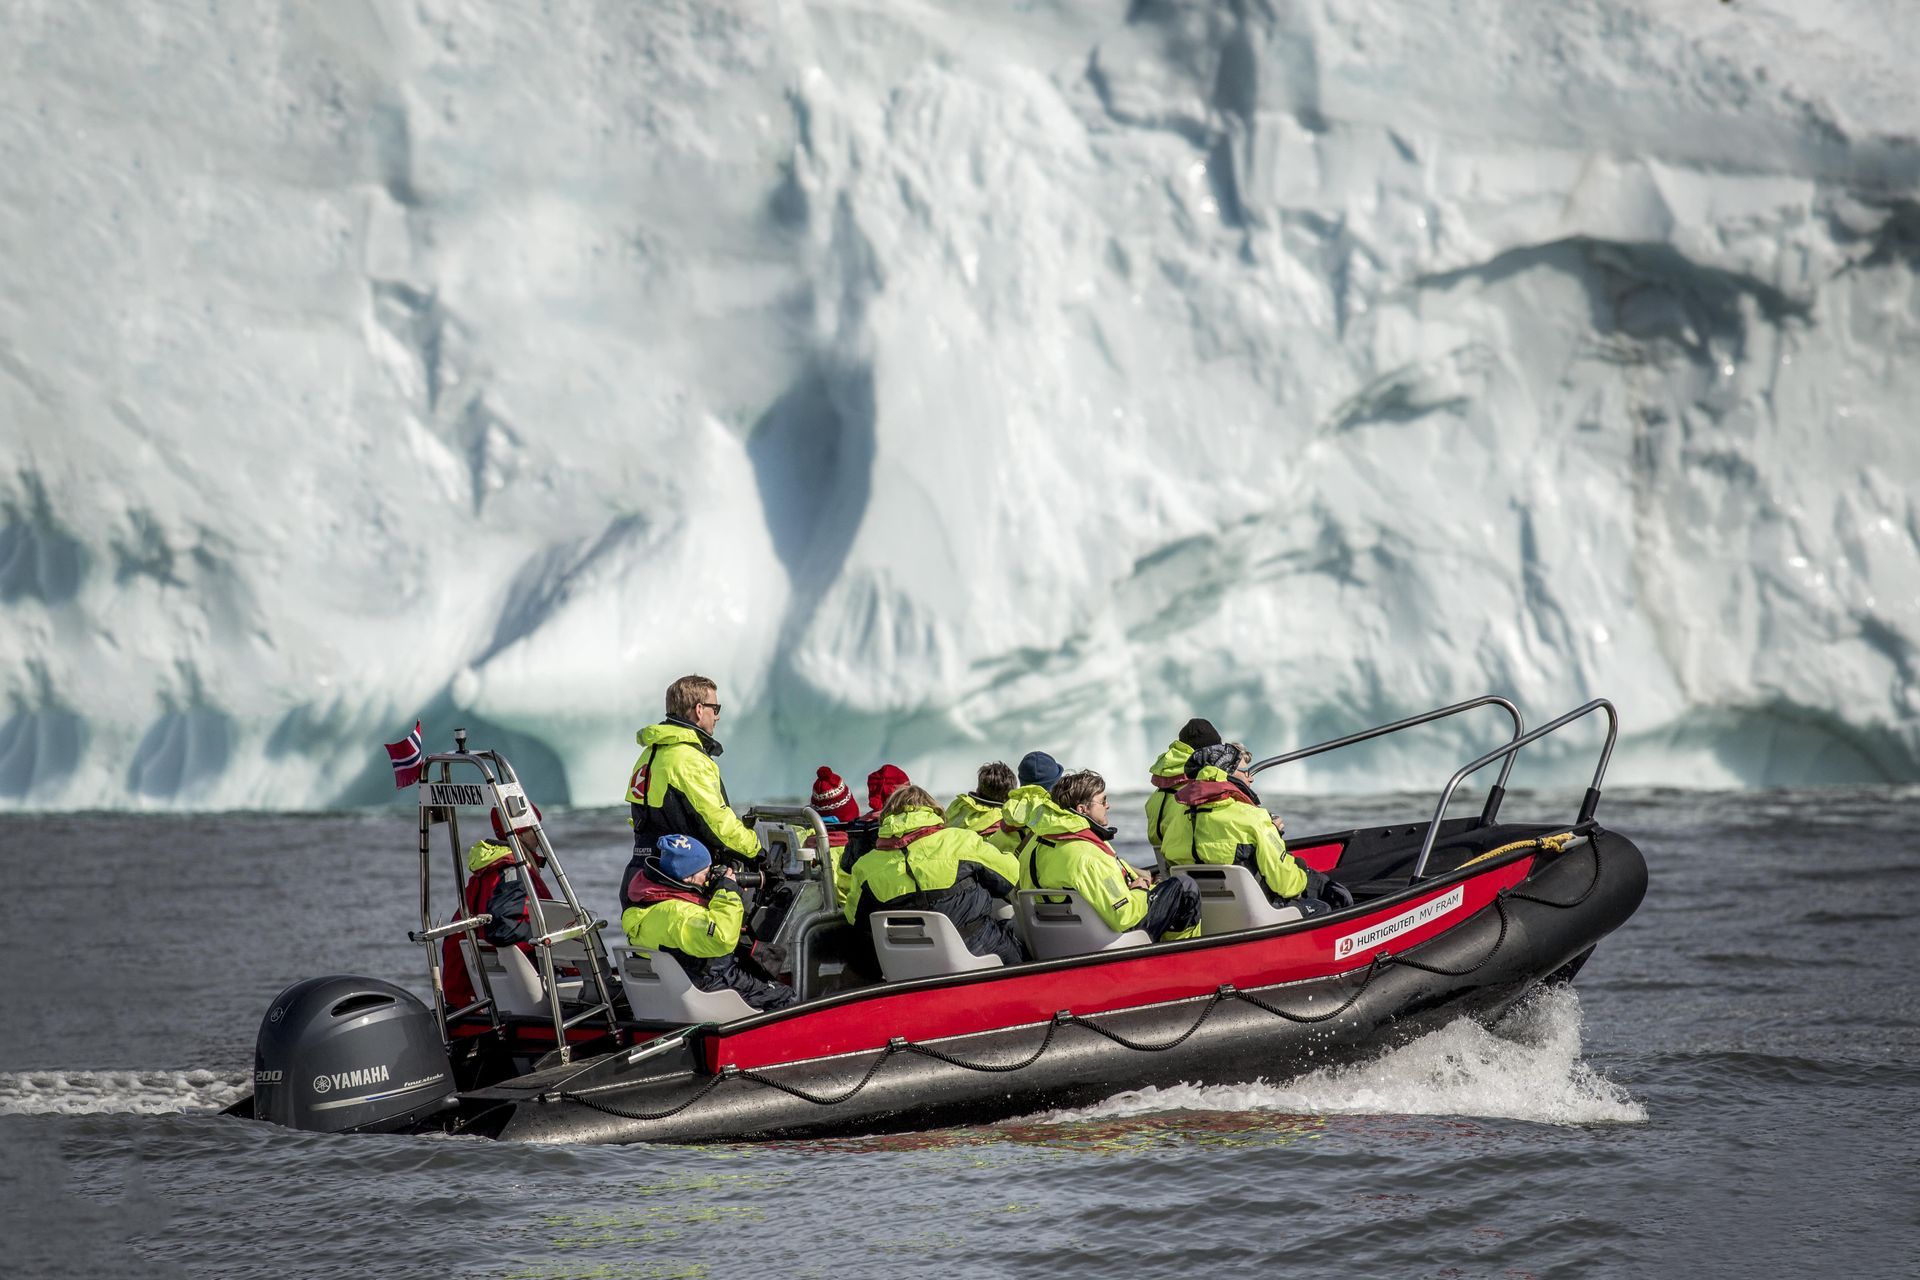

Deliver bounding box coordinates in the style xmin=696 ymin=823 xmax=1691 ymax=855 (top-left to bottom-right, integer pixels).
xmin=810 ymin=766 xmax=859 ymax=824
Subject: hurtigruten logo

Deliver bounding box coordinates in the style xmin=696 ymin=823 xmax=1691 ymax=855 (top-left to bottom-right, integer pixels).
xmin=1333 ymin=885 xmax=1466 ymax=959
xmin=311 ymin=1064 xmax=392 ymax=1094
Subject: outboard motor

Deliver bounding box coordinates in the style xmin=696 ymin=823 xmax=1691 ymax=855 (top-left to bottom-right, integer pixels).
xmin=252 ymin=976 xmax=457 ymax=1135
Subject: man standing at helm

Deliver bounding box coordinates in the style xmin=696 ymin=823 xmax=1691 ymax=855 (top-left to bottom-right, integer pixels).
xmin=624 ymin=675 xmax=763 ymax=870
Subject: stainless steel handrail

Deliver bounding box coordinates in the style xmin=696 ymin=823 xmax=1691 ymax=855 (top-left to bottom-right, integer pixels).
xmin=1251 ymin=694 xmax=1526 ymax=826
xmin=412 ymin=737 xmax=621 ymax=1061
xmin=739 ymin=804 xmax=832 ymax=1002
xmin=408 ymin=914 xmax=494 ymax=944
xmin=1410 ymin=698 xmax=1619 ymax=880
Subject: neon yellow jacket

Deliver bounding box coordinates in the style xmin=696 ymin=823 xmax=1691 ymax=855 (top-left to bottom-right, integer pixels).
xmin=942 ymin=792 xmax=1020 ymax=855
xmin=1003 ymin=784 xmax=1068 ymax=889
xmin=1144 ymin=739 xmax=1194 ymax=854
xmin=1161 ymin=766 xmax=1309 ymax=900
xmin=1024 ymin=806 xmax=1153 ymax=934
xmin=466 ymin=839 xmax=515 ymax=875
xmin=793 ymin=824 xmax=856 ymax=908
xmin=625 ymin=721 xmax=761 ymax=860
xmin=844 ymin=807 xmax=1021 ymax=923
xmin=621 ymin=883 xmax=745 ymax=959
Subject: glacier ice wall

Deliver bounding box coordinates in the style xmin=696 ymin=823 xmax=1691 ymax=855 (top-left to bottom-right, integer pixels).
xmin=2 ymin=0 xmax=1917 ymax=810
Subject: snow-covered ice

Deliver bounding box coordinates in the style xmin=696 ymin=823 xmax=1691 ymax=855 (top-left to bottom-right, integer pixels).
xmin=2 ymin=0 xmax=1917 ymax=810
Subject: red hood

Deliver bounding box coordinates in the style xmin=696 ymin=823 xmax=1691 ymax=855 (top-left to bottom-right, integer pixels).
xmin=625 ymin=864 xmax=706 ymax=908
xmin=876 ymin=823 xmax=946 ymax=851
xmin=1173 ymin=777 xmax=1247 ymax=807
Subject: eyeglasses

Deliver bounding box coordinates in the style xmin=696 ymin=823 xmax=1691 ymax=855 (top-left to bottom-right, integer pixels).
xmin=700 ymin=702 xmax=723 ymax=714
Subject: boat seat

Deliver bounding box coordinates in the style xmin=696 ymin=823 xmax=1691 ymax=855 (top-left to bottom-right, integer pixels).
xmin=458 ymin=920 xmax=602 ymax=1017
xmin=618 ymin=947 xmax=755 ymax=1024
xmin=1171 ymin=864 xmax=1303 ymax=933
xmin=459 ymin=940 xmax=548 ymax=1018
xmin=530 ymin=901 xmax=609 ymax=1002
xmin=1015 ymin=889 xmax=1151 ymax=960
xmin=870 ymin=911 xmax=1004 ymax=981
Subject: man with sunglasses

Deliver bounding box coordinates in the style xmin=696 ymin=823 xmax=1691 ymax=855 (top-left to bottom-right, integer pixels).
xmin=624 ymin=674 xmax=765 ymax=871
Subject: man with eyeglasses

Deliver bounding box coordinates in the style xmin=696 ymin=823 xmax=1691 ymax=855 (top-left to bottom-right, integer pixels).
xmin=623 ymin=674 xmax=765 ymax=872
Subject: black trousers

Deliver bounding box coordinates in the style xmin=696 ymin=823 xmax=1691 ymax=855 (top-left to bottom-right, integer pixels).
xmin=959 ymin=915 xmax=1028 ymax=966
xmin=1140 ymin=875 xmax=1203 ymax=940
xmin=693 ymin=955 xmax=797 ymax=1011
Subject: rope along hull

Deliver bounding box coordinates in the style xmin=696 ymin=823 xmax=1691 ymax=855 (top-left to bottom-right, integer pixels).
xmin=459 ymin=830 xmax=1646 ymax=1144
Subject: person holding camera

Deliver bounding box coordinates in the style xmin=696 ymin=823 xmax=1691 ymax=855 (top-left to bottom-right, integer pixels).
xmin=619 ymin=833 xmax=797 ymax=1011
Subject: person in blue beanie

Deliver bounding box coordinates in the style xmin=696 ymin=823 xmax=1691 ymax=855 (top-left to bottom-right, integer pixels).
xmin=1002 ymin=751 xmax=1068 ymax=884
xmin=620 ymin=833 xmax=797 ymax=1011
xmin=1017 ymin=751 xmax=1064 ymax=791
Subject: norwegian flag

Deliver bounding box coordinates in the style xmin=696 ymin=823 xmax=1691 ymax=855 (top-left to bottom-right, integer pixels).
xmin=384 ymin=721 xmax=425 ymax=789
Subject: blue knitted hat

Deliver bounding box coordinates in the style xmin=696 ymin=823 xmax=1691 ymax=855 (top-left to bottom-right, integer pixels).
xmin=656 ymin=833 xmax=711 ymax=881
xmin=1017 ymin=751 xmax=1063 ymax=790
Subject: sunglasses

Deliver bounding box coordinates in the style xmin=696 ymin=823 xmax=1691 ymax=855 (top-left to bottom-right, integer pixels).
xmin=699 ymin=702 xmax=723 ymax=714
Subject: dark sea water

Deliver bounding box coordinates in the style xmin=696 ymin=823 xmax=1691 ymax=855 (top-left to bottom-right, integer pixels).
xmin=4 ymin=787 xmax=1918 ymax=1278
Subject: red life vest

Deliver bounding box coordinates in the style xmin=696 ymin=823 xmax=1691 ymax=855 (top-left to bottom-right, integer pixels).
xmin=625 ymin=867 xmax=706 ymax=909
xmin=440 ymin=856 xmax=554 ymax=1013
xmin=874 ymin=823 xmax=946 ymax=851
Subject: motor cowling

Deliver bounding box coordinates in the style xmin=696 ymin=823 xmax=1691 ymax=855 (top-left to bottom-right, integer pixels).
xmin=252 ymin=976 xmax=457 ymax=1135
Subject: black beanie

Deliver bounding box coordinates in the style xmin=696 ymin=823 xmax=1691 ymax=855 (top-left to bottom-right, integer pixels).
xmin=1178 ymin=718 xmax=1222 ymax=749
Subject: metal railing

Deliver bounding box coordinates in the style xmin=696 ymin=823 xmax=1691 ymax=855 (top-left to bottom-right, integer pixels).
xmin=739 ymin=805 xmax=834 ymax=1002
xmin=408 ymin=730 xmax=621 ymax=1062
xmin=1409 ymin=698 xmax=1618 ymax=880
xmin=1252 ymin=694 xmax=1526 ymax=827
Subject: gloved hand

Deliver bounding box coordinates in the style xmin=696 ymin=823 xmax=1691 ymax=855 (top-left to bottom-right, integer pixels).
xmin=712 ymin=867 xmax=742 ymax=898
xmin=1322 ymin=878 xmax=1354 ymax=910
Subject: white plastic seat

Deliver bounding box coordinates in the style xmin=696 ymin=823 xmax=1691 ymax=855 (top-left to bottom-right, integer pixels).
xmin=529 ymin=901 xmax=603 ymax=1001
xmin=1015 ymin=889 xmax=1151 ymax=960
xmin=618 ymin=947 xmax=756 ymax=1024
xmin=1172 ymin=863 xmax=1304 ymax=933
xmin=461 ymin=940 xmax=548 ymax=1018
xmin=871 ymin=911 xmax=1004 ymax=981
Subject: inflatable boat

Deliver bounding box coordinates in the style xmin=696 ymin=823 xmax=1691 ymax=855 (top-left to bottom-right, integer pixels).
xmin=228 ymin=696 xmax=1647 ymax=1145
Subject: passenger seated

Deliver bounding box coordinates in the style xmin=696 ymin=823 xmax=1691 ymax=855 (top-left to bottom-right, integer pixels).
xmin=1027 ymin=770 xmax=1203 ymax=943
xmin=439 ymin=804 xmax=560 ymax=1012
xmin=1163 ymin=743 xmax=1347 ymax=915
xmin=798 ymin=765 xmax=861 ymax=902
xmin=1146 ymin=718 xmax=1221 ymax=858
xmin=838 ymin=763 xmax=911 ymax=881
xmin=943 ymin=761 xmax=1021 ymax=855
xmin=1003 ymin=751 xmax=1066 ymax=887
xmin=620 ymin=833 xmax=797 ymax=1012
xmin=845 ymin=784 xmax=1027 ymax=967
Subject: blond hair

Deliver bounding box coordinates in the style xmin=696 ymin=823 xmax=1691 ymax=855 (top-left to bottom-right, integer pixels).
xmin=880 ymin=784 xmax=942 ymax=819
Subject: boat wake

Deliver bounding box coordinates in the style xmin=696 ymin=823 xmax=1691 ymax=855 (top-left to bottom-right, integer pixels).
xmin=0 ymin=1070 xmax=249 ymax=1118
xmin=1040 ymin=987 xmax=1646 ymax=1128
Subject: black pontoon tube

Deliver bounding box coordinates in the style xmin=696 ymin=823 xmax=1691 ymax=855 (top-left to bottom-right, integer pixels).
xmin=1251 ymin=695 xmax=1525 ymax=827
xmin=1411 ymin=698 xmax=1618 ymax=880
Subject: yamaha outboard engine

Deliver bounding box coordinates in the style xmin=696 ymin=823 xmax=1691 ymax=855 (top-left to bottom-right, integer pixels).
xmin=252 ymin=976 xmax=457 ymax=1135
